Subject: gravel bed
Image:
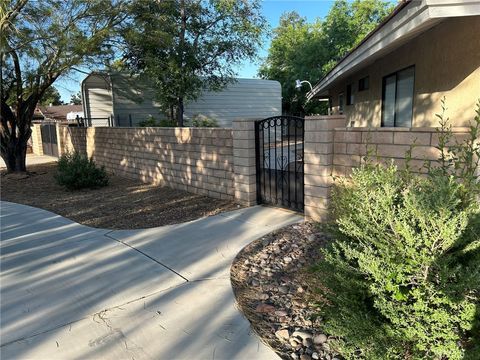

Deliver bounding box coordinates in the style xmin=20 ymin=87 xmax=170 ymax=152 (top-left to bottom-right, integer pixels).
xmin=0 ymin=162 xmax=240 ymax=229
xmin=231 ymin=222 xmax=342 ymax=360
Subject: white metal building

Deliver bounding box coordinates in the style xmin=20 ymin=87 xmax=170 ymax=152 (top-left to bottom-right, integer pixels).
xmin=81 ymin=72 xmax=282 ymax=127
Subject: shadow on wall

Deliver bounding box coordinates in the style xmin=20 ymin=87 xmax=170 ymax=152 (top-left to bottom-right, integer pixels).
xmin=87 ymin=127 xmax=235 ymax=200
xmin=414 ymin=93 xmax=480 ymax=128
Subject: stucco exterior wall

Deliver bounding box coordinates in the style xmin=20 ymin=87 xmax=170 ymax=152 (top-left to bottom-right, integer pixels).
xmin=328 ymin=16 xmax=480 ymax=127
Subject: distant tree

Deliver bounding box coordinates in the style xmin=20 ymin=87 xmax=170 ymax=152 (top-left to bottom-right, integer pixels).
xmin=259 ymin=12 xmax=325 ymax=116
xmin=259 ymin=0 xmax=393 ymax=116
xmin=121 ymin=0 xmax=267 ymax=126
xmin=39 ymin=86 xmax=64 ymax=106
xmin=321 ymin=0 xmax=394 ymax=73
xmin=70 ymin=91 xmax=82 ymax=105
xmin=0 ymin=0 xmax=125 ymax=173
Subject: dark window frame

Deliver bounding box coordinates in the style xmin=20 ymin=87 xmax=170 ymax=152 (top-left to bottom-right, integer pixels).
xmin=381 ymin=65 xmax=415 ymax=127
xmin=358 ymin=76 xmax=369 ymax=91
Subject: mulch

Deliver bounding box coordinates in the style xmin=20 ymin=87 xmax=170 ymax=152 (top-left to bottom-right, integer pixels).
xmin=0 ymin=162 xmax=240 ymax=229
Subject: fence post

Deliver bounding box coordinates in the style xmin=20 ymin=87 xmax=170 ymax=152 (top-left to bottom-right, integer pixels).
xmin=303 ymin=115 xmax=345 ymax=221
xmin=232 ymin=119 xmax=257 ymax=206
xmin=129 ymin=114 xmax=132 ymax=127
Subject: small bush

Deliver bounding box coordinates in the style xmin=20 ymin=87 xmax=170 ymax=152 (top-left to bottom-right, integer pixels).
xmin=55 ymin=152 xmax=109 ymax=190
xmin=189 ymin=114 xmax=218 ymax=127
xmin=138 ymin=115 xmax=176 ymax=127
xmin=314 ymin=101 xmax=480 ymax=359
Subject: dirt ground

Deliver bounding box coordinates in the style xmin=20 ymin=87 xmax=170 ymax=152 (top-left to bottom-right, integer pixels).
xmin=0 ymin=162 xmax=240 ymax=229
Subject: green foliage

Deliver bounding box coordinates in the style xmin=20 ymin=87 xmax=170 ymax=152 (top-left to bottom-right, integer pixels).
xmin=121 ymin=0 xmax=267 ymax=125
xmin=38 ymin=86 xmax=64 ymax=106
xmin=55 ymin=152 xmax=109 ymax=190
xmin=138 ymin=115 xmax=176 ymax=127
xmin=70 ymin=91 xmax=82 ymax=105
xmin=1 ymin=0 xmax=124 ymax=171
xmin=188 ymin=114 xmax=218 ymax=128
xmin=315 ymin=103 xmax=480 ymax=359
xmin=259 ymin=1 xmax=393 ymax=116
xmin=321 ymin=0 xmax=393 ymax=74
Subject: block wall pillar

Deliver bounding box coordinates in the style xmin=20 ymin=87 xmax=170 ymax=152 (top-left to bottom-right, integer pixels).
xmin=232 ymin=119 xmax=258 ymax=206
xmin=303 ymin=115 xmax=346 ymax=221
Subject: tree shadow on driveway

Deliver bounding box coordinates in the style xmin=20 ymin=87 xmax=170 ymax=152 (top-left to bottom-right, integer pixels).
xmin=0 ymin=201 xmax=301 ymax=359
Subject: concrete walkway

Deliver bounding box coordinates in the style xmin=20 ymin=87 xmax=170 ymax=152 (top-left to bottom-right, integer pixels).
xmin=0 ymin=201 xmax=302 ymax=359
xmin=0 ymin=154 xmax=57 ymax=169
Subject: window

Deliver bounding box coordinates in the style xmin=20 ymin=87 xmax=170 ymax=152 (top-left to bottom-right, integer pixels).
xmin=338 ymin=93 xmax=344 ymax=114
xmin=382 ymin=66 xmax=415 ymax=127
xmin=358 ymin=76 xmax=369 ymax=91
xmin=346 ymin=83 xmax=354 ymax=105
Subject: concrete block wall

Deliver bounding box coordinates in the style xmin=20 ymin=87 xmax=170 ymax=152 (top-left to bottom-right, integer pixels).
xmin=49 ymin=119 xmax=477 ymax=222
xmin=303 ymin=117 xmax=475 ymax=222
xmin=232 ymin=119 xmax=257 ymax=206
xmin=84 ymin=127 xmax=236 ymax=201
xmin=31 ymin=124 xmax=43 ymax=155
xmin=58 ymin=126 xmax=87 ymax=156
xmin=332 ymin=127 xmax=473 ymax=177
xmin=303 ymin=116 xmax=346 ymax=221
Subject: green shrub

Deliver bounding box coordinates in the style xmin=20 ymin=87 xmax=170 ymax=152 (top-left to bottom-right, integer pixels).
xmin=55 ymin=152 xmax=109 ymax=190
xmin=314 ymin=101 xmax=480 ymax=359
xmin=138 ymin=115 xmax=176 ymax=127
xmin=189 ymin=114 xmax=218 ymax=127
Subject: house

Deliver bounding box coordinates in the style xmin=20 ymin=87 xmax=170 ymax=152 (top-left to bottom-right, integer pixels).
xmin=36 ymin=105 xmax=84 ymax=123
xmin=81 ymin=72 xmax=282 ymax=128
xmin=307 ymin=0 xmax=480 ymax=128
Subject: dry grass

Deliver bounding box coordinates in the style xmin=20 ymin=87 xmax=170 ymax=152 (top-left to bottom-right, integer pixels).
xmin=0 ymin=162 xmax=240 ymax=229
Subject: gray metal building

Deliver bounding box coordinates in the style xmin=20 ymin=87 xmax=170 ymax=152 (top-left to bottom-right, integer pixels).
xmin=81 ymin=72 xmax=282 ymax=127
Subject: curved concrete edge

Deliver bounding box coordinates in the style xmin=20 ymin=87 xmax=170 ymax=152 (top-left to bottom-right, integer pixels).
xmin=1 ymin=201 xmax=303 ymax=359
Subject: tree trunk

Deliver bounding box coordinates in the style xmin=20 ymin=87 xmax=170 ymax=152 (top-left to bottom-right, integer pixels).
xmin=1 ymin=134 xmax=28 ymax=173
xmin=1 ymin=105 xmax=33 ymax=173
xmin=177 ymin=97 xmax=184 ymax=127
xmin=170 ymin=104 xmax=175 ymax=122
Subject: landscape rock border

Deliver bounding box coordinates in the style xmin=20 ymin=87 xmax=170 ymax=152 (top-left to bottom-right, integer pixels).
xmin=230 ymin=222 xmax=343 ymax=360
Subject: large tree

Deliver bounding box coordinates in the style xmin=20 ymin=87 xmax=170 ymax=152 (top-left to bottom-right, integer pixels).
xmin=0 ymin=0 xmax=125 ymax=172
xmin=259 ymin=0 xmax=393 ymax=116
xmin=39 ymin=86 xmax=63 ymax=106
xmin=259 ymin=12 xmax=325 ymax=116
xmin=70 ymin=91 xmax=82 ymax=105
xmin=121 ymin=0 xmax=267 ymax=126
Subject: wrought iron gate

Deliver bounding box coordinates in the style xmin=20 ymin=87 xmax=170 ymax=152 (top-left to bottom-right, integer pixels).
xmin=255 ymin=116 xmax=304 ymax=212
xmin=40 ymin=123 xmax=58 ymax=157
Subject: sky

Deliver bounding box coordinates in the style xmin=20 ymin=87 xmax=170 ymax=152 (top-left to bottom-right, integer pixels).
xmin=56 ymin=0 xmax=337 ymax=103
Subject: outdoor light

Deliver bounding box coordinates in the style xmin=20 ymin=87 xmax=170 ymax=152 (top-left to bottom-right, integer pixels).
xmin=295 ymin=79 xmax=313 ymax=91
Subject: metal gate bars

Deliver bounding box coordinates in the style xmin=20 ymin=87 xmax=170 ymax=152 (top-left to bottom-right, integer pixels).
xmin=40 ymin=122 xmax=58 ymax=157
xmin=255 ymin=116 xmax=304 ymax=212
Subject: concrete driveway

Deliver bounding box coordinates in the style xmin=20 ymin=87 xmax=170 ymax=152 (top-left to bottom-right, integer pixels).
xmin=0 ymin=154 xmax=57 ymax=169
xmin=0 ymin=201 xmax=302 ymax=359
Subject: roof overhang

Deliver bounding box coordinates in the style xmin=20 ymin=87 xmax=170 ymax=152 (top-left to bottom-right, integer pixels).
xmin=307 ymin=0 xmax=480 ymax=100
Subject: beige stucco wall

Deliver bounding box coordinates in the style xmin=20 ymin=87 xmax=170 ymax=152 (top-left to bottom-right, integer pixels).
xmin=328 ymin=16 xmax=480 ymax=127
